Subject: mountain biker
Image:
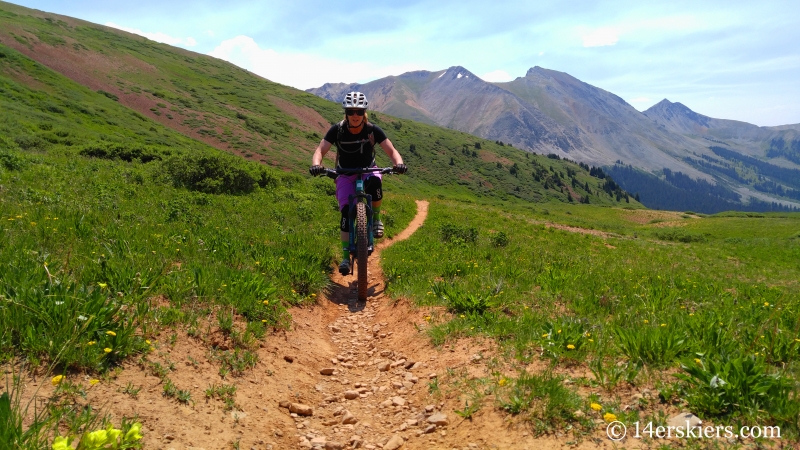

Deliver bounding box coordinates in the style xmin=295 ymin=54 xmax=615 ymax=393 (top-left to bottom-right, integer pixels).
xmin=309 ymin=91 xmax=407 ymax=276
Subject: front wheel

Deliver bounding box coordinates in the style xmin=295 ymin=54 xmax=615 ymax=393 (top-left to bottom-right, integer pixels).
xmin=355 ymin=202 xmax=369 ymax=301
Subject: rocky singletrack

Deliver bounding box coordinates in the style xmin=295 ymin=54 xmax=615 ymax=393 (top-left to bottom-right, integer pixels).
xmin=15 ymin=199 xmax=609 ymax=450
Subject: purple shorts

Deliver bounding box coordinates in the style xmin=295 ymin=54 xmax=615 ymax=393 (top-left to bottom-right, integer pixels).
xmin=335 ymin=171 xmax=382 ymax=210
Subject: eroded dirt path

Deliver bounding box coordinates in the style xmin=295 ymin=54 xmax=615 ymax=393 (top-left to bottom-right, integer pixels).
xmin=12 ymin=199 xmax=614 ymax=450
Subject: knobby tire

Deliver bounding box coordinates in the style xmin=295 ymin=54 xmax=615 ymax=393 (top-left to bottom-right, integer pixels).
xmin=356 ymin=202 xmax=369 ymax=302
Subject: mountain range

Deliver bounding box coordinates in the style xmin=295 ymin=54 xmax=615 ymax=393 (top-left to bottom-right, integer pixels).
xmin=309 ymin=67 xmax=800 ymax=211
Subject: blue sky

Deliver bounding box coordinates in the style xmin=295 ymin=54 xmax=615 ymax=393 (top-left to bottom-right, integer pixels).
xmin=10 ymin=0 xmax=800 ymax=126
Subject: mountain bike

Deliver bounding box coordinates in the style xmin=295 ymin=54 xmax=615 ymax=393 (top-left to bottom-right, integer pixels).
xmin=323 ymin=167 xmax=396 ymax=301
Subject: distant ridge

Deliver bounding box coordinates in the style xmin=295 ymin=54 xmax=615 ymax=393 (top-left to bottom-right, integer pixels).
xmin=310 ymin=66 xmax=800 ymax=212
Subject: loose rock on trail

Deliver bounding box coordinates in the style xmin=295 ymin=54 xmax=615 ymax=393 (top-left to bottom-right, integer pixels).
xmin=34 ymin=199 xmax=608 ymax=449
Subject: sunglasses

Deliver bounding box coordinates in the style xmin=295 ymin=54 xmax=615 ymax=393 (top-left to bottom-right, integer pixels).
xmin=345 ymin=109 xmax=365 ymax=116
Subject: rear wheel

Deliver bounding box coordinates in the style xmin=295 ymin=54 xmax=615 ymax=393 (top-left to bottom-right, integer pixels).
xmin=356 ymin=202 xmax=369 ymax=301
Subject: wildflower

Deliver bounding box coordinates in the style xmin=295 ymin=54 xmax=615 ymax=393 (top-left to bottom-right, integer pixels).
xmin=52 ymin=436 xmax=71 ymax=450
xmin=150 ymin=347 xmax=155 ymax=351
xmin=145 ymin=340 xmax=151 ymax=345
xmin=604 ymin=412 xmax=617 ymax=422
xmin=263 ymin=300 xmax=269 ymax=305
xmin=52 ymin=375 xmax=64 ymax=386
xmin=588 ymin=339 xmax=594 ymax=342
xmin=125 ymin=422 xmax=143 ymax=441
xmin=643 ymin=319 xmax=649 ymax=324
xmin=98 ymin=282 xmax=108 ymax=289
xmin=460 ymin=315 xmax=465 ymax=318
xmin=590 ymin=403 xmax=602 ymax=411
xmin=764 ymin=302 xmax=770 ymax=307
xmin=661 ymin=323 xmax=666 ymax=327
xmin=262 ymin=319 xmax=267 ymax=323
xmin=557 ymin=329 xmax=561 ymax=334
xmin=78 ymin=315 xmax=87 ymax=321
xmin=106 ymin=331 xmax=116 ymax=336
xmin=311 ymin=293 xmax=316 ymax=297
xmin=87 ymin=341 xmax=96 ymax=346
xmin=542 ymin=333 xmax=549 ymax=338
xmin=498 ymin=378 xmax=507 ymax=386
xmin=567 ymin=344 xmax=575 ymax=350
xmin=89 ymin=379 xmax=100 ymax=386
xmin=279 ymin=257 xmax=284 ymax=260
xmin=425 ymin=316 xmax=431 ymax=322
xmin=694 ymin=358 xmax=702 ymax=364
xmin=689 ymin=313 xmax=694 ymax=316
xmin=104 ymin=348 xmax=112 ymax=353
xmin=255 ymin=261 xmax=260 ymax=265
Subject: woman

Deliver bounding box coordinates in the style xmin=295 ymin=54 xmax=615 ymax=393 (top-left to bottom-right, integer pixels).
xmin=309 ymin=91 xmax=407 ymax=275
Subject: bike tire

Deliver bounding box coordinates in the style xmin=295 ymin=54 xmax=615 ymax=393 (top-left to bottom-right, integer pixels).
xmin=356 ymin=202 xmax=369 ymax=302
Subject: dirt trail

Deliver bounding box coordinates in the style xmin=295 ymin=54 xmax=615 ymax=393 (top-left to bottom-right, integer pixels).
xmin=13 ymin=199 xmax=614 ymax=450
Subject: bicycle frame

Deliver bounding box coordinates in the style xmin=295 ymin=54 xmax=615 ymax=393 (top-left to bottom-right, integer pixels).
xmin=325 ymin=167 xmax=393 ymax=262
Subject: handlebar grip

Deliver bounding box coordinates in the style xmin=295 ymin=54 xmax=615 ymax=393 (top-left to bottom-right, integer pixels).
xmin=325 ymin=169 xmax=338 ymax=179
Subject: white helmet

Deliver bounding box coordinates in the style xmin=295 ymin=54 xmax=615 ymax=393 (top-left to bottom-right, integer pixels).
xmin=342 ymin=91 xmax=368 ymax=109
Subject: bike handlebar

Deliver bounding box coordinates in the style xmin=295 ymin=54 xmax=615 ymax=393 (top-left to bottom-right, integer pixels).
xmin=323 ymin=167 xmax=396 ymax=179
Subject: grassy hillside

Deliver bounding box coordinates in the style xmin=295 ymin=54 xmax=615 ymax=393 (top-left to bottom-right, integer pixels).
xmin=0 ymin=1 xmax=634 ymax=209
xmin=2 ymin=1 xmax=799 ymax=447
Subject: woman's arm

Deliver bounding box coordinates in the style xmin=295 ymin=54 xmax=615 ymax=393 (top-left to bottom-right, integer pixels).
xmin=311 ymin=139 xmax=333 ymax=166
xmin=378 ymin=139 xmax=403 ymax=166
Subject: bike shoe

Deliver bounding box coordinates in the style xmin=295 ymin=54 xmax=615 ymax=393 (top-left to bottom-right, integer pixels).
xmin=373 ymin=220 xmax=384 ymax=238
xmin=338 ymin=259 xmax=351 ymax=276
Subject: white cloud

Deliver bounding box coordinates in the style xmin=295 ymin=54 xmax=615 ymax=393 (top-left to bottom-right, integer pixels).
xmin=207 ymin=35 xmax=422 ymax=90
xmin=105 ymin=22 xmax=196 ymax=47
xmin=582 ymin=28 xmax=619 ymax=47
xmin=481 ymin=69 xmax=514 ymax=82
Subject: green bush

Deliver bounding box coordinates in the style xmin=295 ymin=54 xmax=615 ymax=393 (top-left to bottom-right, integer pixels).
xmin=440 ymin=223 xmax=478 ymax=245
xmin=0 ymin=148 xmax=25 ymax=171
xmin=79 ymin=142 xmax=162 ymax=163
xmin=162 ymin=153 xmax=259 ymax=195
xmin=652 ymin=228 xmax=707 ymax=243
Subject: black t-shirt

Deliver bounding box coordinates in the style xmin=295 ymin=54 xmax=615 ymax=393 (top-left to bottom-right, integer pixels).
xmin=324 ymin=122 xmax=388 ymax=168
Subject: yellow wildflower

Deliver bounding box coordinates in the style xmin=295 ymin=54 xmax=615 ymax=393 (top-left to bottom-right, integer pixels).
xmin=89 ymin=379 xmax=100 ymax=386
xmin=567 ymin=344 xmax=575 ymax=350
xmin=145 ymin=340 xmax=151 ymax=345
xmin=263 ymin=300 xmax=269 ymax=305
xmin=262 ymin=319 xmax=267 ymax=323
xmin=557 ymin=329 xmax=561 ymax=334
xmin=590 ymin=403 xmax=602 ymax=411
xmin=541 ymin=333 xmax=549 ymax=338
xmin=104 ymin=348 xmax=112 ymax=353
xmin=643 ymin=320 xmax=649 ymax=324
xmin=764 ymin=302 xmax=770 ymax=307
xmin=98 ymin=282 xmax=108 ymax=289
xmin=661 ymin=323 xmax=666 ymax=327
xmin=498 ymin=378 xmax=507 ymax=386
xmin=87 ymin=341 xmax=96 ymax=346
xmin=51 ymin=375 xmax=64 ymax=386
xmin=694 ymin=358 xmax=702 ymax=364
xmin=604 ymin=413 xmax=617 ymax=422
xmin=106 ymin=331 xmax=116 ymax=336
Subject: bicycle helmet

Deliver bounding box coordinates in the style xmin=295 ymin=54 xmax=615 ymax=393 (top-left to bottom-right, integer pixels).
xmin=342 ymin=91 xmax=368 ymax=109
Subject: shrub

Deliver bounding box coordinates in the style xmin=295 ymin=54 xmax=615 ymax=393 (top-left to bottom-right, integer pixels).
xmin=162 ymin=152 xmax=259 ymax=195
xmin=652 ymin=228 xmax=707 ymax=243
xmin=440 ymin=223 xmax=478 ymax=245
xmin=490 ymin=231 xmax=509 ymax=247
xmin=79 ymin=142 xmax=162 ymax=163
xmin=0 ymin=148 xmax=25 ymax=171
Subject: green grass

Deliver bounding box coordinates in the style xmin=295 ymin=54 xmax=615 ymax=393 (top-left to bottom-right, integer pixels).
xmin=382 ymin=198 xmax=800 ymax=436
xmin=2 ymin=2 xmax=799 ymax=445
